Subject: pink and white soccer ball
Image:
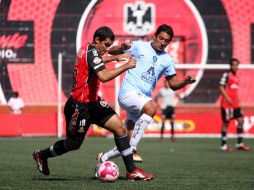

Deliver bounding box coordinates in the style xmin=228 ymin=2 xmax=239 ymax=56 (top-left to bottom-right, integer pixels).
xmin=97 ymin=161 xmax=120 ymax=182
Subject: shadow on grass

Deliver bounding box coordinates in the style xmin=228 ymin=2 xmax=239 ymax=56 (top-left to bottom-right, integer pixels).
xmin=32 ymin=176 xmax=127 ymax=181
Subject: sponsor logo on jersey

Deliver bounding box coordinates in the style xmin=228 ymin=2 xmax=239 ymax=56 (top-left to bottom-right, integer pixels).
xmin=230 ymin=84 xmax=238 ymax=89
xmin=100 ymin=100 xmax=109 ymax=107
xmin=92 ymin=50 xmax=98 ymax=56
xmin=93 ymin=57 xmax=102 ymax=64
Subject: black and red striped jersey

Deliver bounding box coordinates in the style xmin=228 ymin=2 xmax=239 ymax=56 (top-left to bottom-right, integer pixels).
xmin=70 ymin=43 xmax=105 ymax=103
xmin=219 ymin=71 xmax=239 ymax=108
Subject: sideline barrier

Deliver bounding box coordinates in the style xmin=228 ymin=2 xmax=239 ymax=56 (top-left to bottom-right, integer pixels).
xmin=0 ymin=105 xmax=253 ymax=137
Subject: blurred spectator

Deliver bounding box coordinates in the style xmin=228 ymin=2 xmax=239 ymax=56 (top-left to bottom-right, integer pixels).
xmin=155 ymin=79 xmax=180 ymax=142
xmin=7 ymin=91 xmax=25 ymax=114
xmin=219 ymin=58 xmax=250 ymax=152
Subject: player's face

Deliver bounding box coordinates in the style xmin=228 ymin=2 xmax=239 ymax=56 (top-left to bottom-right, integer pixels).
xmin=95 ymin=37 xmax=113 ymax=55
xmin=231 ymin=61 xmax=239 ymax=74
xmin=152 ymin=31 xmax=172 ymax=52
xmin=164 ymin=80 xmax=170 ymax=88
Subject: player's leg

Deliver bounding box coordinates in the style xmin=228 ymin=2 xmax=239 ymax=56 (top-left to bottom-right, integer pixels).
xmin=234 ymin=108 xmax=250 ymax=151
xmin=102 ymin=114 xmax=136 ymax=171
xmin=160 ymin=108 xmax=166 ymax=142
xmin=220 ymin=108 xmax=232 ymax=152
xmin=33 ymin=98 xmax=88 ymax=175
xmin=160 ymin=118 xmax=165 ymax=142
xmin=125 ymin=118 xmax=144 ymax=162
xmin=99 ymin=118 xmax=140 ymax=163
xmin=120 ymin=92 xmax=154 ymax=160
xmin=100 ymin=92 xmax=154 ymax=163
xmin=129 ymin=100 xmax=156 ymax=149
xmin=103 ymin=115 xmax=153 ymax=180
xmin=169 ymin=107 xmax=176 ymax=142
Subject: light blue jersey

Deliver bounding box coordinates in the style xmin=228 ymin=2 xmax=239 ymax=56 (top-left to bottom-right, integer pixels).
xmin=119 ymin=41 xmax=176 ymax=97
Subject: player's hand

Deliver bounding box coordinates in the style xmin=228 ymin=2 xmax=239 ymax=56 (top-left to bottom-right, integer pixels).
xmin=226 ymin=97 xmax=233 ymax=105
xmin=184 ymin=75 xmax=196 ymax=84
xmin=121 ymin=40 xmax=131 ymax=51
xmin=115 ymin=53 xmax=131 ymax=62
xmin=125 ymin=57 xmax=136 ymax=69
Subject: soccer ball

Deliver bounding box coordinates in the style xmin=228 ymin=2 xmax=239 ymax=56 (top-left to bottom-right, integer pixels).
xmin=96 ymin=161 xmax=120 ymax=182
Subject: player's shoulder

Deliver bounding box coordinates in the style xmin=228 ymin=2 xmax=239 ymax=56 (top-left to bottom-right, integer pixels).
xmin=132 ymin=40 xmax=149 ymax=47
xmin=77 ymin=44 xmax=89 ymax=58
xmin=87 ymin=44 xmax=99 ymax=56
xmin=221 ymin=71 xmax=229 ymax=78
xmin=161 ymin=52 xmax=174 ymax=65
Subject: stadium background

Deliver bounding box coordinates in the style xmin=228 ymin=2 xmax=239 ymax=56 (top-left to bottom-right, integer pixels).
xmin=0 ymin=0 xmax=254 ymax=137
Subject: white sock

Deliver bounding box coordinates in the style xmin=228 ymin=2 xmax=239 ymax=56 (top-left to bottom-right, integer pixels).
xmin=101 ymin=147 xmax=121 ymax=162
xmin=130 ymin=113 xmax=153 ymax=148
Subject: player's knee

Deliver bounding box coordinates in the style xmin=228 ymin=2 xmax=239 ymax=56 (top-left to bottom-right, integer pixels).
xmin=222 ymin=122 xmax=229 ymax=129
xmin=142 ymin=101 xmax=157 ymax=117
xmin=238 ymin=117 xmax=244 ymax=125
xmin=126 ymin=120 xmax=135 ymax=130
xmin=114 ymin=125 xmax=126 ymax=136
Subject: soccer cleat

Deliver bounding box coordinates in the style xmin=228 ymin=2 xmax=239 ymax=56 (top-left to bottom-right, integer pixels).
xmin=236 ymin=143 xmax=250 ymax=151
xmin=127 ymin=168 xmax=154 ymax=181
xmin=220 ymin=144 xmax=233 ymax=152
xmin=171 ymin=137 xmax=176 ymax=142
xmin=133 ymin=150 xmax=143 ymax=163
xmin=94 ymin=152 xmax=104 ymax=178
xmin=32 ymin=150 xmax=50 ymax=175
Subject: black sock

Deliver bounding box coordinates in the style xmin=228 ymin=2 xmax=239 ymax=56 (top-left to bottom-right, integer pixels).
xmin=237 ymin=125 xmax=243 ymax=144
xmin=40 ymin=140 xmax=68 ymax=159
xmin=171 ymin=121 xmax=174 ymax=138
xmin=221 ymin=130 xmax=227 ymax=146
xmin=114 ymin=135 xmax=136 ymax=172
xmin=161 ymin=122 xmax=165 ymax=139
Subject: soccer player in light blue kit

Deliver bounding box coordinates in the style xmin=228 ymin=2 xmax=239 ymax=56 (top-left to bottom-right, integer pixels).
xmin=97 ymin=24 xmax=196 ymax=165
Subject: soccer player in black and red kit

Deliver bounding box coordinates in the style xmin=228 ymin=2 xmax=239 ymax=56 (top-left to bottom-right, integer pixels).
xmin=219 ymin=58 xmax=250 ymax=152
xmin=33 ymin=26 xmax=153 ymax=181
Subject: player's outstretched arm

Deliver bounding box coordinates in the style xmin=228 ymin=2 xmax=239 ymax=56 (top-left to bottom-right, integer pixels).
xmin=167 ymin=75 xmax=196 ymax=91
xmin=108 ymin=41 xmax=132 ymax=55
xmin=96 ymin=57 xmax=136 ymax=83
xmin=102 ymin=53 xmax=131 ymax=63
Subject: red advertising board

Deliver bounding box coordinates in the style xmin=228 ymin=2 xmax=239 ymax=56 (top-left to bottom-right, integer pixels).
xmin=1 ymin=112 xmax=253 ymax=137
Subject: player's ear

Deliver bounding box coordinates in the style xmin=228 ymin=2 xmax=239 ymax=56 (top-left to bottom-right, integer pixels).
xmin=94 ymin=37 xmax=100 ymax=45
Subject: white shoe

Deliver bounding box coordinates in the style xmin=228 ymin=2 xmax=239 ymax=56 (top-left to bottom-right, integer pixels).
xmin=94 ymin=152 xmax=104 ymax=178
xmin=220 ymin=144 xmax=233 ymax=152
xmin=133 ymin=152 xmax=143 ymax=162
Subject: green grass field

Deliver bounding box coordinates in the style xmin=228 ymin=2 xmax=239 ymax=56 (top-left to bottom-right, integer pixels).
xmin=1 ymin=137 xmax=254 ymax=190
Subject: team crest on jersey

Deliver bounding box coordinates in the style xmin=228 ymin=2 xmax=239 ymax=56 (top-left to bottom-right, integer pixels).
xmin=123 ymin=1 xmax=155 ymax=36
xmin=153 ymin=56 xmax=157 ymax=63
xmin=93 ymin=57 xmax=102 ymax=64
xmin=100 ymin=100 xmax=109 ymax=107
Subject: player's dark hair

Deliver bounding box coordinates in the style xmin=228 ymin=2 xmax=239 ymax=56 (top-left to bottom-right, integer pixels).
xmin=93 ymin=26 xmax=115 ymax=42
xmin=13 ymin=91 xmax=19 ymax=97
xmin=229 ymin=58 xmax=239 ymax=66
xmin=155 ymin=24 xmax=174 ymax=41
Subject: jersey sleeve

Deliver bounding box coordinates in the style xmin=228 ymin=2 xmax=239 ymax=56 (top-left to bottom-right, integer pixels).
xmin=164 ymin=57 xmax=176 ymax=78
xmin=123 ymin=41 xmax=138 ymax=56
xmin=86 ymin=49 xmax=105 ymax=73
xmin=219 ymin=72 xmax=229 ymax=86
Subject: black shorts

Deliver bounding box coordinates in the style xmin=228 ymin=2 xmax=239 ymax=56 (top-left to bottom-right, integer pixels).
xmin=221 ymin=107 xmax=243 ymax=122
xmin=64 ymin=97 xmax=116 ymax=141
xmin=162 ymin=106 xmax=175 ymax=119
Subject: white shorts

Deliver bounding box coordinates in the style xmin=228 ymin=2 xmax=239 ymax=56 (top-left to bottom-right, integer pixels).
xmin=118 ymin=92 xmax=152 ymax=123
